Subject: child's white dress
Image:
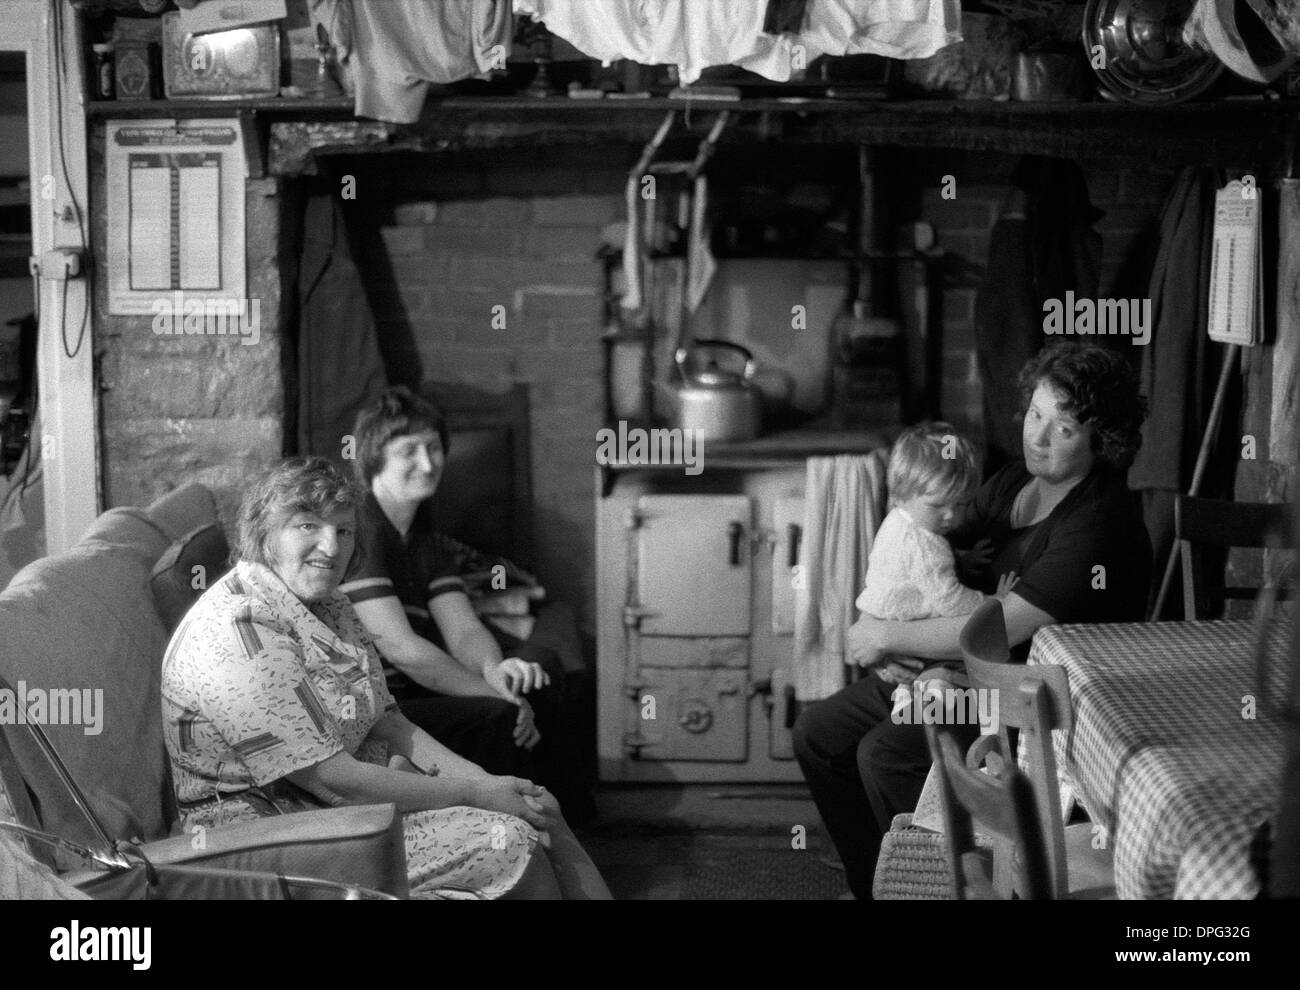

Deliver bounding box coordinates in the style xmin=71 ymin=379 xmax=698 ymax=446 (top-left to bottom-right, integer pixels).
xmin=857 ymin=507 xmax=986 ymax=715
xmin=858 ymin=507 xmax=985 ymax=622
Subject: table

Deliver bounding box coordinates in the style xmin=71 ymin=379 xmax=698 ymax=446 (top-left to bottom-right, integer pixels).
xmin=1028 ymin=618 xmax=1293 ymax=899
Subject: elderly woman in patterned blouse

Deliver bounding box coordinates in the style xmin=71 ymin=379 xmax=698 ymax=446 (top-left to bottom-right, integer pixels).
xmin=160 ymin=457 xmax=610 ymax=899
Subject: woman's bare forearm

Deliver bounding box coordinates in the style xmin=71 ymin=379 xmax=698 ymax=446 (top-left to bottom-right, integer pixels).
xmin=370 ymin=711 xmax=488 ymax=780
xmin=880 ymin=614 xmax=968 ymax=661
xmin=877 ymin=594 xmax=1056 ymax=661
xmin=291 ymin=755 xmax=480 ymax=815
xmin=445 ymin=623 xmax=505 ymax=677
xmin=386 ymin=638 xmax=499 ymax=698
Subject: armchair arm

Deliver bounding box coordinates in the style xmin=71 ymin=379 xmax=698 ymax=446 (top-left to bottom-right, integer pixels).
xmin=73 ymin=861 xmax=400 ymax=900
xmin=93 ymin=804 xmax=409 ymax=899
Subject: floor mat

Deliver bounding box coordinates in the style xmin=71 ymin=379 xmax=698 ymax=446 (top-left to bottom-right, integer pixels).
xmin=682 ymin=843 xmax=847 ymax=900
xmin=583 ymin=829 xmax=848 ymax=900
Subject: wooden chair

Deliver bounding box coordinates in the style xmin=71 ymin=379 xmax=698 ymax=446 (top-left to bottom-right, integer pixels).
xmin=1175 ymin=496 xmax=1292 ymax=621
xmin=954 ymin=599 xmax=1115 ymax=899
xmin=924 ymin=719 xmax=1051 ymax=900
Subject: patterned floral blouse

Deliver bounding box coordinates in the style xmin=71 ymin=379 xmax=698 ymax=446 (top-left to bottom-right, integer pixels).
xmin=162 ymin=560 xmax=396 ymax=824
xmin=160 ymin=559 xmax=540 ymax=899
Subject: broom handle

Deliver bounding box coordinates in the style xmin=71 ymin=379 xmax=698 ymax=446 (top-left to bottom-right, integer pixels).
xmin=1150 ymin=343 xmax=1240 ymax=620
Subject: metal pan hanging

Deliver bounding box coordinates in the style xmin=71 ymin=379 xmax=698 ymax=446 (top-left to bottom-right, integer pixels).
xmin=1083 ymin=0 xmax=1223 ymax=104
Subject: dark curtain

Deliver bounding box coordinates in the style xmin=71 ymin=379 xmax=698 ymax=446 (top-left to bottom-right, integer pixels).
xmin=974 ymin=157 xmax=1104 ymax=473
xmin=296 ymin=190 xmax=389 ymax=462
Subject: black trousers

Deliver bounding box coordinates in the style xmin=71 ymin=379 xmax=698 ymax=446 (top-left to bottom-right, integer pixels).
xmin=392 ymin=638 xmax=597 ymax=825
xmin=792 ymin=671 xmax=977 ymax=899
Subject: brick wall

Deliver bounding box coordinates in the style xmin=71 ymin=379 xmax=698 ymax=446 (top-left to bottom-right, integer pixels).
xmin=354 ymin=148 xmax=627 ymax=630
xmin=911 ymin=150 xmax=1177 ymax=441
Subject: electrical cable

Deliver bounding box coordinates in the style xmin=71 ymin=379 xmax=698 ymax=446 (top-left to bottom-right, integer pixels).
xmin=50 ymin=0 xmax=90 ymax=360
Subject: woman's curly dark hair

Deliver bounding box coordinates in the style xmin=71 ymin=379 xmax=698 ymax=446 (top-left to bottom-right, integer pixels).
xmin=1017 ymin=341 xmax=1148 ymax=469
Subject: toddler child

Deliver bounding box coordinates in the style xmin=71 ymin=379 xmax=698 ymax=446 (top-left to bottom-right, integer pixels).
xmin=857 ymin=422 xmax=1016 ymax=718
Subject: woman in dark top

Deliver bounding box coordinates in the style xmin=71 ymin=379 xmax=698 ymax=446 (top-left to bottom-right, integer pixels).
xmin=340 ymin=388 xmax=595 ymax=825
xmin=793 ymin=340 xmax=1151 ymax=899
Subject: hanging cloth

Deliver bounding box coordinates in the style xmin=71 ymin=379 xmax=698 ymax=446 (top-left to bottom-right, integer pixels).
xmin=515 ymin=1 xmax=961 ymax=84
xmin=974 ymin=157 xmax=1103 ymax=472
xmin=1271 ymin=178 xmax=1300 ymax=466
xmin=792 ymin=449 xmax=888 ymax=702
xmin=800 ymin=0 xmax=962 ymax=61
xmin=514 ymin=0 xmax=802 ymax=85
xmin=344 ymin=0 xmax=514 ymax=123
xmin=297 ymin=191 xmax=389 ymax=460
xmin=1129 ymin=168 xmax=1239 ymax=612
xmin=1129 ymin=168 xmax=1222 ymax=494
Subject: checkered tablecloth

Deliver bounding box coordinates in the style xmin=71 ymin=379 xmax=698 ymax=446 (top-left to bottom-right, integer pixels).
xmin=1028 ymin=618 xmax=1293 ymax=900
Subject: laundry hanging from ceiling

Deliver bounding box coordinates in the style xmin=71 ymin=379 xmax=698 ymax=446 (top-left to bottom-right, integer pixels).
xmin=516 ymin=0 xmax=962 ymax=83
xmin=311 ymin=0 xmax=515 ymax=123
xmin=312 ymin=0 xmax=963 ymax=123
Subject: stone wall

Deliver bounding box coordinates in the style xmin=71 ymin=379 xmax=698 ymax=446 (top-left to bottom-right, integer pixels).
xmin=92 ymin=124 xmax=287 ymax=530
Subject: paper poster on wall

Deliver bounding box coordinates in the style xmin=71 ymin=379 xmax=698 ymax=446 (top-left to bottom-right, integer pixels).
xmin=106 ymin=120 xmax=246 ymax=316
xmin=1207 ymin=177 xmax=1262 ymax=347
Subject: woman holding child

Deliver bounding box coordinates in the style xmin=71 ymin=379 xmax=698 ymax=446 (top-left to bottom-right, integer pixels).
xmin=794 ymin=340 xmax=1151 ymax=900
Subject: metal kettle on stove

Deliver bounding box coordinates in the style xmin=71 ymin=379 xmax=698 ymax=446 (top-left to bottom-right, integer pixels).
xmin=670 ymin=339 xmax=762 ymax=443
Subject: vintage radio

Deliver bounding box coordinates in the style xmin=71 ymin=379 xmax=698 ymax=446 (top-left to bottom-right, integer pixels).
xmin=161 ymin=12 xmax=280 ymax=99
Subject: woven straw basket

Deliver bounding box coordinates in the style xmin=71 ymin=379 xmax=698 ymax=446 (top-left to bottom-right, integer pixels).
xmin=871 ymin=813 xmax=996 ymax=900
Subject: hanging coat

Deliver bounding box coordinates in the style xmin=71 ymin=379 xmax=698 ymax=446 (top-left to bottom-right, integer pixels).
xmin=974 ymin=157 xmax=1103 ymax=471
xmin=297 ymin=191 xmax=389 ymax=461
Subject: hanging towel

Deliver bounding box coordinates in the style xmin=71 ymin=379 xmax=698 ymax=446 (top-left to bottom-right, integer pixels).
xmin=792 ymin=448 xmax=889 ymax=702
xmin=801 ymin=0 xmax=962 ymax=60
xmin=339 ymin=0 xmax=513 ymax=123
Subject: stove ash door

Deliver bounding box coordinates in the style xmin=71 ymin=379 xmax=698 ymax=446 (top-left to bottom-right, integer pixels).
xmin=628 ymin=495 xmax=752 ymax=762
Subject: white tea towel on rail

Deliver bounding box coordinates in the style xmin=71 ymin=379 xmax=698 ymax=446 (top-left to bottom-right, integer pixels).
xmin=792 ymin=449 xmax=889 ymax=701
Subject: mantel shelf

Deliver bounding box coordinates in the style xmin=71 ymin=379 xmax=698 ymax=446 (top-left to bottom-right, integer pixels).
xmin=84 ymin=96 xmax=356 ymax=119
xmin=83 ymin=93 xmax=1300 ymax=175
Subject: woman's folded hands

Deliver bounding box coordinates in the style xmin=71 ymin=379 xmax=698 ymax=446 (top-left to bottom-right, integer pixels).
xmin=470 ymin=776 xmax=561 ymax=832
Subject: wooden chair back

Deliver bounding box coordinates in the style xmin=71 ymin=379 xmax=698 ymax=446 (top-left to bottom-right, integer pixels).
xmin=924 ymin=719 xmax=1052 ymax=900
xmin=958 ymin=599 xmax=1074 ymax=898
xmin=1176 ymin=496 xmax=1292 ymax=620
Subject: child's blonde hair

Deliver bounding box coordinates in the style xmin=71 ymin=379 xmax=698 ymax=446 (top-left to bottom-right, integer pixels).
xmin=887 ymin=422 xmax=980 ymax=508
